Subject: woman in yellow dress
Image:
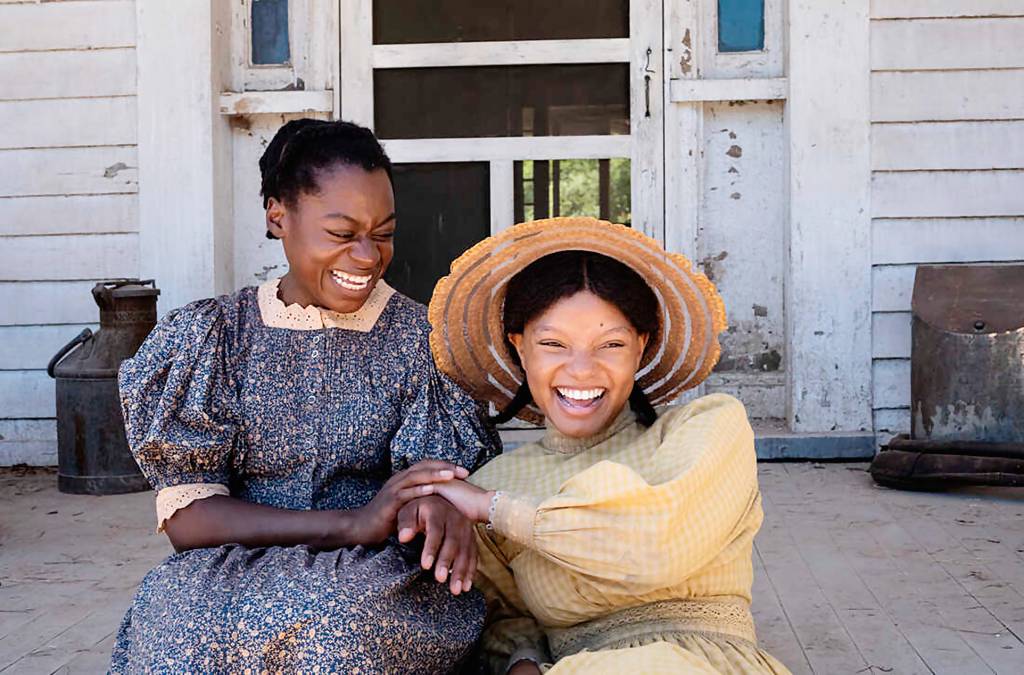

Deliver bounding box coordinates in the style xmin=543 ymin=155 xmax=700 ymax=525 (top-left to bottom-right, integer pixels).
xmin=423 ymin=217 xmax=792 ymax=674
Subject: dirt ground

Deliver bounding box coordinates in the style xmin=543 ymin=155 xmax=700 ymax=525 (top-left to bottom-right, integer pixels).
xmin=1 ymin=464 xmax=1022 ymax=674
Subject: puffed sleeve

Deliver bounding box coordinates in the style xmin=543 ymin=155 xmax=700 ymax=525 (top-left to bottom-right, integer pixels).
xmin=389 ymin=336 xmax=501 ymax=473
xmin=118 ymin=299 xmax=240 ymax=523
xmin=490 ymin=394 xmax=762 ymax=593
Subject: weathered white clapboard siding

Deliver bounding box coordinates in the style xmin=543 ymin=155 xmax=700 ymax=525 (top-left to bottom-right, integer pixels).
xmin=0 ymin=324 xmax=96 ymax=371
xmin=0 ymin=1 xmax=139 ymax=463
xmin=1 ymin=233 xmax=140 ymax=281
xmin=0 ymin=48 xmax=136 ymax=101
xmin=0 ymin=1 xmax=135 ymax=53
xmin=0 ymin=281 xmax=105 ymax=326
xmin=0 ymin=370 xmax=56 ymax=419
xmin=871 ymin=0 xmax=1024 ymax=19
xmin=0 ymin=194 xmax=139 ymax=236
xmin=869 ymin=6 xmax=1024 ymax=445
xmin=0 ymin=420 xmax=57 ymax=466
xmin=0 ymin=146 xmax=138 ymax=198
xmin=0 ymin=97 xmax=136 ymax=149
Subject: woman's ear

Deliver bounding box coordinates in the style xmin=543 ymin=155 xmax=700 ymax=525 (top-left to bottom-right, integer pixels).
xmin=507 ymin=333 xmax=525 ymax=366
xmin=636 ymin=332 xmax=650 ymax=366
xmin=266 ymin=197 xmax=287 ymax=239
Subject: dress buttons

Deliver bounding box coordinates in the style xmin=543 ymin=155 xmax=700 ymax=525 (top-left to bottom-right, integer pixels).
xmin=311 ymin=350 xmax=319 ymax=359
xmin=312 ymin=334 xmax=322 ymax=344
xmin=307 ymin=394 xmax=316 ymax=405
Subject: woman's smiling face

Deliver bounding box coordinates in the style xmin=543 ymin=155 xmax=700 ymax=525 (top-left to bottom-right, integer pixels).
xmin=509 ymin=290 xmax=648 ymax=438
xmin=267 ymin=163 xmax=395 ymax=313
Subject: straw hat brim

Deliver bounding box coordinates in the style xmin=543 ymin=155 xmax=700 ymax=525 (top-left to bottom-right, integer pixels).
xmin=428 ymin=217 xmax=727 ymax=424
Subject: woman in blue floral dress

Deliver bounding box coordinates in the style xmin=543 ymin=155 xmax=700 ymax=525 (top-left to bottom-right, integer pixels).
xmin=111 ymin=119 xmax=500 ymax=673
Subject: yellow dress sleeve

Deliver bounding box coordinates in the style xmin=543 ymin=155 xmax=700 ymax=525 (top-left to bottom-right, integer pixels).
xmin=491 ymin=394 xmax=761 ymax=593
xmin=475 ymin=524 xmax=551 ymax=672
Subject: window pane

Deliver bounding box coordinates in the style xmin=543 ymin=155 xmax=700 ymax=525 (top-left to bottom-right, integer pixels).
xmin=375 ymin=64 xmax=628 ymax=139
xmin=373 ymin=0 xmax=628 ymax=44
xmin=386 ymin=162 xmax=490 ymax=304
xmin=718 ymin=0 xmax=765 ymax=53
xmin=514 ymin=159 xmax=630 ymax=226
xmin=252 ymin=0 xmax=290 ymax=65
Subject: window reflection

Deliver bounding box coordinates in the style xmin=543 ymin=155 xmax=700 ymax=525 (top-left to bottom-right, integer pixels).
xmin=251 ymin=0 xmax=290 ymax=65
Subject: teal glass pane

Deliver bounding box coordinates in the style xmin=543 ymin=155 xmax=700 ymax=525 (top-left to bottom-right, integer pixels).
xmin=718 ymin=0 xmax=764 ymax=53
xmin=252 ymin=0 xmax=290 ymax=65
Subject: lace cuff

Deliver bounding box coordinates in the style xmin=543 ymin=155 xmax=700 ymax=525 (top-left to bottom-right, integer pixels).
xmin=491 ymin=492 xmax=541 ymax=547
xmin=155 ymin=483 xmax=230 ymax=532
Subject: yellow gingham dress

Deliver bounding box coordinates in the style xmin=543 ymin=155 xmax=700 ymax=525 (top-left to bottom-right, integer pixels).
xmin=469 ymin=393 xmax=792 ymax=674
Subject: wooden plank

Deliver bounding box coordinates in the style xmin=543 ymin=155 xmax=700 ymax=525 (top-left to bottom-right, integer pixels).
xmin=373 ymin=38 xmax=630 ymax=68
xmin=0 ymin=194 xmax=138 ymax=236
xmin=872 ymin=170 xmax=1024 ymax=218
xmin=669 ymin=77 xmax=788 ymax=102
xmin=872 ymin=17 xmax=1024 ymax=70
xmin=0 ymin=324 xmax=96 ymax=371
xmin=791 ymin=464 xmax=1012 ymax=673
xmin=872 ymin=311 xmax=911 ymax=358
xmin=754 ymin=470 xmax=869 ymax=673
xmin=787 ymin=0 xmax=873 ymax=433
xmin=0 ymin=370 xmax=55 ymax=419
xmin=0 ymin=48 xmax=135 ymax=101
xmin=339 ymin=0 xmax=373 ymax=128
xmin=873 ymin=358 xmax=910 ymax=409
xmin=0 ymin=97 xmax=135 ymax=149
xmin=218 ymin=90 xmax=333 ymax=116
xmin=751 ymin=542 xmax=813 ymax=674
xmin=630 ymin=0 xmax=665 ymax=241
xmin=0 ymin=0 xmax=135 ymax=53
xmin=872 ymin=217 xmax=1024 ymax=264
xmin=872 ymin=121 xmax=1024 ymax=171
xmin=871 ymin=0 xmax=1024 ymax=19
xmin=872 ymin=264 xmax=916 ymax=312
xmin=0 ymin=146 xmax=138 ymax=198
xmin=872 ymin=69 xmax=1024 ymax=122
xmin=768 ymin=470 xmax=934 ymax=674
xmin=0 ymin=281 xmax=103 ymax=326
xmin=382 ymin=135 xmax=630 ymax=163
xmin=873 ymin=485 xmax=1024 ymax=671
xmin=0 ymin=233 xmax=139 ymax=281
xmin=489 ymin=160 xmax=514 ymax=235
xmin=0 ymin=419 xmax=56 ymax=466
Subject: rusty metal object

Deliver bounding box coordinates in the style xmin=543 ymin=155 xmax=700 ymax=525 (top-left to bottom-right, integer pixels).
xmin=48 ymin=279 xmax=159 ymax=495
xmin=911 ymin=264 xmax=1024 ymax=444
xmin=871 ymin=264 xmax=1024 ymax=489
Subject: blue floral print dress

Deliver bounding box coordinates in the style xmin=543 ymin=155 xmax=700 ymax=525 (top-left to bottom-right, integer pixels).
xmin=110 ymin=279 xmax=499 ymax=674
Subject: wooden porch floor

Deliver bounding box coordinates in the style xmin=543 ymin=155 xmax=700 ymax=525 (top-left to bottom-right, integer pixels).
xmin=1 ymin=464 xmax=1022 ymax=674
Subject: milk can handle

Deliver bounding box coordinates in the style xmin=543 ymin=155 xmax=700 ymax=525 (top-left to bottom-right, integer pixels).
xmin=47 ymin=328 xmax=94 ymax=379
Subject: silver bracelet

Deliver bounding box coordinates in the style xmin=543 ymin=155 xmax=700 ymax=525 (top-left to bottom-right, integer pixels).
xmin=486 ymin=490 xmax=503 ymax=530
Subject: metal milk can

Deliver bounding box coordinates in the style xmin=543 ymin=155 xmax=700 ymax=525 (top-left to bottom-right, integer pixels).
xmin=47 ymin=279 xmax=159 ymax=494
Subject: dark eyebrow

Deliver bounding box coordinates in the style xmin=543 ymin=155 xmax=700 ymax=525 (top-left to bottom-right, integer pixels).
xmin=321 ymin=212 xmax=396 ymax=228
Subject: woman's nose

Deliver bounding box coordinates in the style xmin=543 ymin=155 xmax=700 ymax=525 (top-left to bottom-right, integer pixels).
xmin=565 ymin=351 xmax=597 ymax=378
xmin=349 ymin=236 xmax=379 ymax=267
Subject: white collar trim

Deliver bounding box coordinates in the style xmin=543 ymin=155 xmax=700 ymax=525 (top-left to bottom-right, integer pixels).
xmin=257 ymin=277 xmax=396 ymax=332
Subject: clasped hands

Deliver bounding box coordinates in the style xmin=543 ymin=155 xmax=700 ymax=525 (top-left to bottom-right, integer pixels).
xmin=355 ymin=460 xmax=494 ymax=596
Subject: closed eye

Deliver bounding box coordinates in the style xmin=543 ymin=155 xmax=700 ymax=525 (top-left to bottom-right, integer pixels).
xmin=328 ymin=230 xmax=356 ymax=240
xmin=538 ymin=340 xmax=565 ymax=349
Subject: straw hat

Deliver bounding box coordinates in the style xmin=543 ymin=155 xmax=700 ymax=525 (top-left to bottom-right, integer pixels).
xmin=428 ymin=217 xmax=727 ymax=423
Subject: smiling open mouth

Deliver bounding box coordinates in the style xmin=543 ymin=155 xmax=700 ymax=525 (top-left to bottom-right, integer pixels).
xmin=330 ymin=270 xmax=373 ymax=292
xmin=555 ymin=387 xmax=606 ymax=410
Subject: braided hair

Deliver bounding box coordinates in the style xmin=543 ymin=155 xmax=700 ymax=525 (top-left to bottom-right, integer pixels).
xmin=259 ymin=119 xmax=393 ymax=239
xmin=492 ymin=251 xmax=660 ymax=427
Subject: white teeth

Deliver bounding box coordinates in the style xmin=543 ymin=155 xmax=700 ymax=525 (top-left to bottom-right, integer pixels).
xmin=556 ymin=387 xmax=605 ymax=401
xmin=331 ymin=270 xmax=372 ymax=291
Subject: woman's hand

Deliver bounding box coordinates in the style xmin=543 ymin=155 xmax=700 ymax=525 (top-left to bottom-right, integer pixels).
xmin=352 ymin=460 xmax=469 ymax=545
xmin=431 ymin=480 xmax=495 ymax=524
xmin=397 ymin=496 xmax=477 ymax=595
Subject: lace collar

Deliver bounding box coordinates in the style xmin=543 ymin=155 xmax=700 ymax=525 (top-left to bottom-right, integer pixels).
xmin=540 ymin=406 xmax=638 ymax=454
xmin=257 ymin=277 xmax=395 ymax=332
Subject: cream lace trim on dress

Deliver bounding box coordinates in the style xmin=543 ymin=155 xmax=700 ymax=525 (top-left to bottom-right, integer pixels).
xmin=257 ymin=277 xmax=396 ymax=331
xmin=155 ymin=483 xmax=230 ymax=532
